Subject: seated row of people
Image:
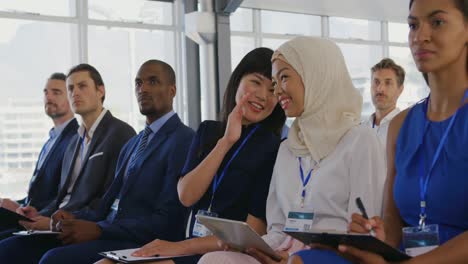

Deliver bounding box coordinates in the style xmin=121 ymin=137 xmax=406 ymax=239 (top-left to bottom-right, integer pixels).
xmin=0 ymin=1 xmax=467 ymax=262
xmin=0 ymin=37 xmax=385 ymax=264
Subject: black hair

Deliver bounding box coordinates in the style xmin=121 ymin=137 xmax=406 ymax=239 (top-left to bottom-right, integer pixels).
xmin=220 ymin=47 xmax=285 ymax=135
xmin=141 ymin=59 xmax=176 ymax=85
xmin=67 ymin=63 xmax=105 ymax=103
xmin=49 ymin=72 xmax=66 ymax=81
xmin=200 ymin=47 xmax=286 ymax=156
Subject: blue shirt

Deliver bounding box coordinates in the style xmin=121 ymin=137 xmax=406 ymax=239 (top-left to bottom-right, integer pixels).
xmin=36 ymin=118 xmax=75 ymax=171
xmin=147 ymin=110 xmax=176 ymax=143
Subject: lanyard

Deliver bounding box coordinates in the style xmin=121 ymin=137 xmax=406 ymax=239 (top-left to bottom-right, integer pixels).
xmin=208 ymin=124 xmax=260 ymax=211
xmin=418 ymin=89 xmax=468 ymax=228
xmin=298 ymin=157 xmax=314 ymax=208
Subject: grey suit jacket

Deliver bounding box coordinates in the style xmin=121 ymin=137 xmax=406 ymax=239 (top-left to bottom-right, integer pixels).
xmin=40 ymin=111 xmax=136 ymax=216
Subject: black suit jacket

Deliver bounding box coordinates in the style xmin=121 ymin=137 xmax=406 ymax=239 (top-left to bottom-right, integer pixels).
xmin=40 ymin=111 xmax=136 ymax=216
xmin=17 ymin=118 xmax=79 ymax=211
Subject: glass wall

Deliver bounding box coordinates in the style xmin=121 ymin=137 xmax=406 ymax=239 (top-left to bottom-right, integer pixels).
xmin=0 ymin=0 xmax=184 ymax=199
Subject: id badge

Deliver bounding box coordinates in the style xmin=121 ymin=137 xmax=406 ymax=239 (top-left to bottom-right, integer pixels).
xmin=402 ymin=224 xmax=440 ymax=257
xmin=192 ymin=210 xmax=218 ymax=237
xmin=283 ymin=209 xmax=314 ymax=232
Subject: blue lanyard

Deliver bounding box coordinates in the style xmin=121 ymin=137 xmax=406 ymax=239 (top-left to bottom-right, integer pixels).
xmin=298 ymin=157 xmax=314 ymax=208
xmin=208 ymin=124 xmax=260 ymax=211
xmin=418 ymin=89 xmax=468 ymax=228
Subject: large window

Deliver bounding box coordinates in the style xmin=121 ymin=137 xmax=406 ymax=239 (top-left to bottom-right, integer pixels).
xmin=0 ymin=0 xmax=185 ymax=200
xmin=230 ymin=11 xmax=428 ymax=122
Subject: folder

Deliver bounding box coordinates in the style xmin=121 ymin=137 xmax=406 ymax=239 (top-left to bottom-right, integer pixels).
xmin=0 ymin=207 xmax=34 ymax=227
xmin=285 ymin=230 xmax=411 ymax=262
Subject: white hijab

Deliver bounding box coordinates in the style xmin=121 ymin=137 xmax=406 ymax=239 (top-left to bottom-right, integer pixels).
xmin=273 ymin=36 xmax=362 ymax=162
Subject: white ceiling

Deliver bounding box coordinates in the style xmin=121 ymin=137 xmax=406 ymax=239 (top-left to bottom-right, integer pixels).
xmin=241 ymin=0 xmax=410 ymax=23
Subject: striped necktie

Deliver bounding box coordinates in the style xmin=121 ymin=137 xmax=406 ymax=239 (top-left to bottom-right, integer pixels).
xmin=125 ymin=126 xmax=152 ymax=179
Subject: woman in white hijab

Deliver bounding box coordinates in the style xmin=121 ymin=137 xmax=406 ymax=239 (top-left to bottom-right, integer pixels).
xmin=198 ymin=36 xmax=386 ymax=264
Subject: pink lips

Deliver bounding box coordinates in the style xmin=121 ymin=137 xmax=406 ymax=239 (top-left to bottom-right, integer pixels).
xmin=414 ymin=49 xmax=435 ymax=59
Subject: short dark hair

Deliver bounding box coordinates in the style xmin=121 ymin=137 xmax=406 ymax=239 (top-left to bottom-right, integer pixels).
xmin=141 ymin=59 xmax=176 ymax=86
xmin=49 ymin=72 xmax=66 ymax=81
xmin=371 ymin=58 xmax=406 ymax=86
xmin=67 ymin=63 xmax=105 ymax=103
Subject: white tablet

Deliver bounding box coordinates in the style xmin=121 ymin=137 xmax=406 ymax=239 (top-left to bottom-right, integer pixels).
xmin=196 ymin=215 xmax=281 ymax=261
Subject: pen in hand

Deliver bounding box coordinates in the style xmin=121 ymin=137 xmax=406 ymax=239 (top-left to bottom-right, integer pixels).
xmin=355 ymin=197 xmax=375 ymax=236
xmin=355 ymin=197 xmax=369 ymax=219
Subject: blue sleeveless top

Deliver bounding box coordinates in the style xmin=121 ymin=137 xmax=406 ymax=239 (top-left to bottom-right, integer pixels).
xmin=394 ymin=98 xmax=468 ymax=244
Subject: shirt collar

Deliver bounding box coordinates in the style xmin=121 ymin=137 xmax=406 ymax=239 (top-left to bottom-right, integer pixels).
xmin=77 ymin=108 xmax=108 ymax=139
xmin=52 ymin=117 xmax=75 ymax=138
xmin=147 ymin=110 xmax=175 ymax=135
xmin=369 ymin=107 xmax=400 ymax=126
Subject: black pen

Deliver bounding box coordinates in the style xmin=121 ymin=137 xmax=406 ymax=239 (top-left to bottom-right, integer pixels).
xmin=355 ymin=197 xmax=369 ymax=219
xmin=355 ymin=197 xmax=375 ymax=236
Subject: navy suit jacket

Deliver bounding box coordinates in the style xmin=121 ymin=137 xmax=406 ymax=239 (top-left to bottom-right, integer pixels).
xmin=40 ymin=111 xmax=136 ymax=216
xmin=74 ymin=114 xmax=194 ymax=245
xmin=17 ymin=118 xmax=79 ymax=211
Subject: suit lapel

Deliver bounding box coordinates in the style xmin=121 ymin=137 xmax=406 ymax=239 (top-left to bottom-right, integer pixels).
xmin=58 ymin=135 xmax=80 ymax=195
xmin=114 ymin=136 xmax=138 ymax=184
xmin=119 ymin=114 xmax=180 ymax=197
xmin=61 ymin=113 xmax=111 ymax=193
xmin=78 ymin=112 xmax=112 ymax=172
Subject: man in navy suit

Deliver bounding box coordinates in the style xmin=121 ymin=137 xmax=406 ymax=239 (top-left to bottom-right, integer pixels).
xmin=0 ymin=60 xmax=194 ymax=263
xmin=0 ymin=73 xmax=78 ymax=235
xmin=0 ymin=64 xmax=136 ymax=262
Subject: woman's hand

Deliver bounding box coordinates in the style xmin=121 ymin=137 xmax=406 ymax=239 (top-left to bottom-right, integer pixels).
xmin=349 ymin=213 xmax=386 ymax=242
xmin=132 ymin=239 xmax=187 ymax=257
xmin=223 ymin=93 xmax=250 ymax=145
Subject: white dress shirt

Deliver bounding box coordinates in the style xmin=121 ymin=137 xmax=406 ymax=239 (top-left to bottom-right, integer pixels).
xmin=262 ymin=125 xmax=386 ymax=249
xmin=362 ymin=108 xmax=400 ymax=148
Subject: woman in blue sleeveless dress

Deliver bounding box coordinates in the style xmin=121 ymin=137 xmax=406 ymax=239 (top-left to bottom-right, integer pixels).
xmin=309 ymin=0 xmax=468 ymax=263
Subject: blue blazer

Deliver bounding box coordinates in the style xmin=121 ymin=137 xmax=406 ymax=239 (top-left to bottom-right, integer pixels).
xmin=74 ymin=114 xmax=194 ymax=245
xmin=40 ymin=111 xmax=136 ymax=216
xmin=17 ymin=119 xmax=79 ymax=211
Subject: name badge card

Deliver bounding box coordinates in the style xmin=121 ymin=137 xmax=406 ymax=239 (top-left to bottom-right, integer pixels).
xmin=402 ymin=224 xmax=439 ymax=257
xmin=284 ymin=209 xmax=314 ymax=232
xmin=192 ymin=210 xmax=218 ymax=237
